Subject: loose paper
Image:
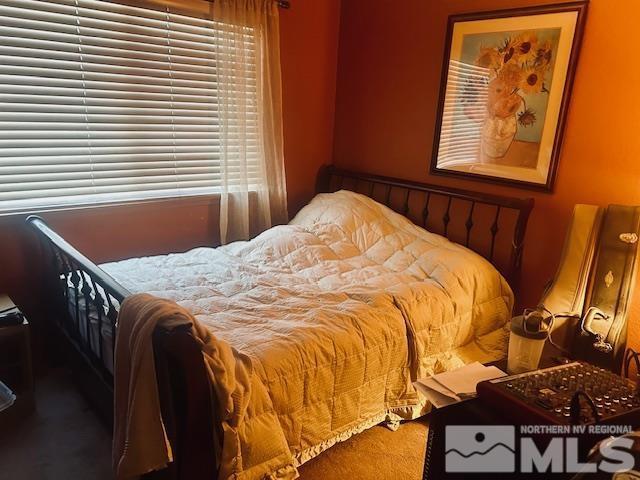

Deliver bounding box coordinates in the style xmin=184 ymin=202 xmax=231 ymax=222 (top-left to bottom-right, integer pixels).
xmin=413 ymin=362 xmax=506 ymax=409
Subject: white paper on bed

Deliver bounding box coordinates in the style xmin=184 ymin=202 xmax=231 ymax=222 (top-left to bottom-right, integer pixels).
xmin=101 ymin=190 xmax=513 ymax=479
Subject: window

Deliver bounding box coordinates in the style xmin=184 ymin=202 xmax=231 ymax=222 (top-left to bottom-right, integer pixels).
xmin=0 ymin=0 xmax=262 ymax=212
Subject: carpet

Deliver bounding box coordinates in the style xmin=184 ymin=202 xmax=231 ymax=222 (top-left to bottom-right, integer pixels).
xmin=298 ymin=418 xmax=429 ymax=480
xmin=0 ymin=369 xmax=428 ymax=480
xmin=0 ymin=370 xmax=112 ymax=480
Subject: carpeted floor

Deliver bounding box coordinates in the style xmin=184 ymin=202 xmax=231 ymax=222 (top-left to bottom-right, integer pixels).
xmin=0 ymin=370 xmax=112 ymax=480
xmin=0 ymin=370 xmax=428 ymax=479
xmin=299 ymin=418 xmax=429 ymax=479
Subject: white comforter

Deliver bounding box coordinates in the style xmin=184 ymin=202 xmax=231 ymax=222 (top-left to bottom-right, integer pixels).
xmin=102 ymin=190 xmax=512 ymax=479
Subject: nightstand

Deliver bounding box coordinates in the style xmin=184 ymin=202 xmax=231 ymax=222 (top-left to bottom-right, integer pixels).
xmin=0 ymin=295 xmax=35 ymax=428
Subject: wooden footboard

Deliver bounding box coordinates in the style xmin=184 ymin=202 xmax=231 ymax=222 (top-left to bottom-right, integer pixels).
xmin=150 ymin=327 xmax=218 ymax=479
xmin=26 ymin=215 xmax=218 ymax=480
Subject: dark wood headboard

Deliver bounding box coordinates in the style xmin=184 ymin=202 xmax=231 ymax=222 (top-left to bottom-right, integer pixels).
xmin=317 ymin=166 xmax=534 ymax=295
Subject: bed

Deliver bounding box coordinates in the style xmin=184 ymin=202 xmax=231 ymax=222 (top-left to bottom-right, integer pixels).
xmin=27 ymin=166 xmax=534 ymax=479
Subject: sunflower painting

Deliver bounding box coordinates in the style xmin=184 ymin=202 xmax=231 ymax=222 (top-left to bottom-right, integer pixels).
xmin=460 ymin=28 xmax=560 ymax=162
xmin=431 ymin=4 xmax=587 ymax=191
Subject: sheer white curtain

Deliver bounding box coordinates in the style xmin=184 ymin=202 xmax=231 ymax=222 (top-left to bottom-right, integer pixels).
xmin=212 ymin=0 xmax=287 ymax=243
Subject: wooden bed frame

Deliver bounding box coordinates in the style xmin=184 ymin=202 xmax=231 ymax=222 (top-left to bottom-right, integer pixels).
xmin=27 ymin=166 xmax=534 ymax=479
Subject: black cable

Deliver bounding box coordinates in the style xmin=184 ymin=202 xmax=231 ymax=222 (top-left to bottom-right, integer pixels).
xmin=535 ymin=305 xmax=573 ymax=356
xmin=570 ymin=390 xmax=599 ymax=425
xmin=623 ymin=348 xmax=640 ymax=383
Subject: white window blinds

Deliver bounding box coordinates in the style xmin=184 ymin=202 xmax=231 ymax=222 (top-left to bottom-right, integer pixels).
xmin=0 ymin=0 xmax=262 ymax=212
xmin=435 ymin=59 xmax=490 ymax=167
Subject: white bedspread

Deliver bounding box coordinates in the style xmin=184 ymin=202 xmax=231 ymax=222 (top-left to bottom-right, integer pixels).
xmin=102 ymin=190 xmax=513 ymax=479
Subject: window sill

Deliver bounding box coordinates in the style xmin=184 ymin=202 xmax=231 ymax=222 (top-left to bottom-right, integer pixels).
xmin=0 ymin=192 xmax=223 ymax=221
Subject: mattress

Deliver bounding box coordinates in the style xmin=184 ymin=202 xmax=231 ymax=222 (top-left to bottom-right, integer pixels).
xmin=97 ymin=190 xmax=513 ymax=478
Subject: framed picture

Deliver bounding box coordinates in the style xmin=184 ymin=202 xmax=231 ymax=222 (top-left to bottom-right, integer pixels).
xmin=430 ymin=2 xmax=588 ymax=191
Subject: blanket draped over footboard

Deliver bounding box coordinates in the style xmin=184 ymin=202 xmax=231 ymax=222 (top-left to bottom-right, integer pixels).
xmin=114 ymin=293 xmax=296 ymax=480
xmin=109 ymin=191 xmax=513 ymax=479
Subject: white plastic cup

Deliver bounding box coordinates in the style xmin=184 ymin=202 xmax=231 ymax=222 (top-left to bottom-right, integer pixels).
xmin=507 ymin=314 xmax=549 ymax=374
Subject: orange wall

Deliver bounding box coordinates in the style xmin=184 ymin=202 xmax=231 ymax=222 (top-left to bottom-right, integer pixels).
xmin=280 ymin=1 xmax=342 ymax=215
xmin=0 ymin=2 xmax=342 ymax=363
xmin=333 ymin=0 xmax=640 ymax=351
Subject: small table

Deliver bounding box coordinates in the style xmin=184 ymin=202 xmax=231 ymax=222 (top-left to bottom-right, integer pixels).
xmin=422 ymin=357 xmax=600 ymax=480
xmin=0 ymin=295 xmax=35 ymax=429
xmin=424 ymin=399 xmax=514 ymax=480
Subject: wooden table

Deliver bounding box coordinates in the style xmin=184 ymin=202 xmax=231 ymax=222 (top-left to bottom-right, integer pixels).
xmin=422 ymin=357 xmax=623 ymax=480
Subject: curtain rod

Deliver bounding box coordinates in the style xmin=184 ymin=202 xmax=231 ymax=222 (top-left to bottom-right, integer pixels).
xmin=202 ymin=0 xmax=290 ymax=8
xmin=104 ymin=0 xmax=291 ymax=20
